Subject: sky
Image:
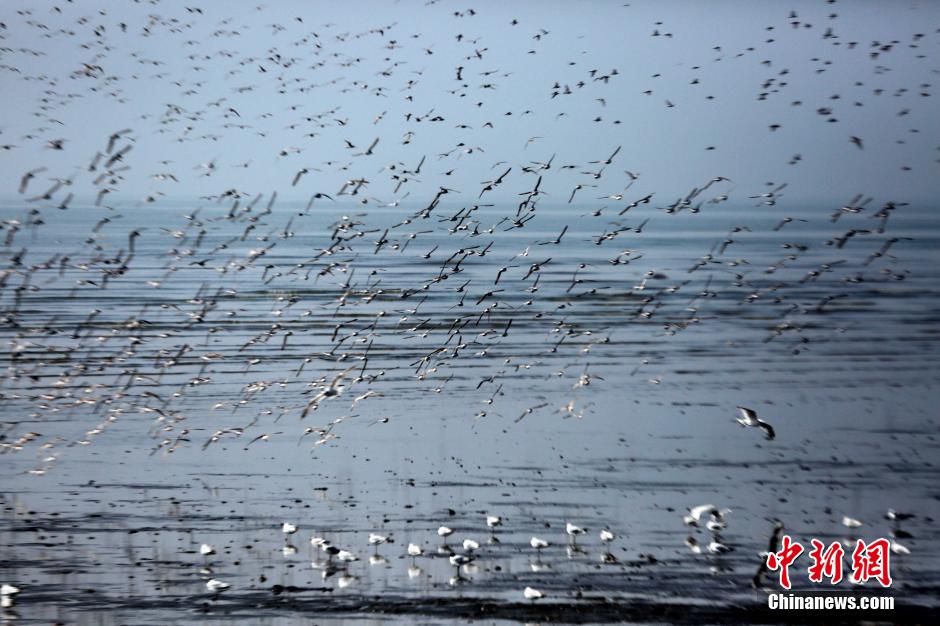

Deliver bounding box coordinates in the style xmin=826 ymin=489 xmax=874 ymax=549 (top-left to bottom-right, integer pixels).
xmin=0 ymin=0 xmax=938 ymax=210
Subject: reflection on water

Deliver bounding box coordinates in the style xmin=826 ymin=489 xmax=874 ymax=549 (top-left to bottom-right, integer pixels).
xmin=1 ymin=200 xmax=939 ymax=623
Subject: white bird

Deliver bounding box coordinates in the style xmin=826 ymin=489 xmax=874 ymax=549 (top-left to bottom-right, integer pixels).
xmin=206 ymin=579 xmax=230 ymax=593
xmin=301 ymin=367 xmax=355 ymax=417
xmin=368 ymin=533 xmax=389 ymax=547
xmin=683 ymin=504 xmax=718 ymax=526
xmin=842 ymin=516 xmax=863 ymax=528
xmin=449 ymin=554 xmax=472 ymax=568
xmin=337 ymin=550 xmax=358 ymax=563
xmin=1 ymin=584 xmax=20 ymax=596
xmin=438 ymin=526 xmax=454 ymax=542
xmin=486 ymin=515 xmax=503 ymax=530
xmin=530 ymin=536 xmax=549 ymax=552
xmin=566 ymin=522 xmax=587 ymax=542
xmin=707 ymin=540 xmax=733 ymax=554
xmin=311 ymin=536 xmax=330 ymax=550
xmin=282 ymin=522 xmax=298 ymax=535
xmin=890 ymin=541 xmax=910 ymax=555
xmin=524 ymin=586 xmax=544 ymax=600
xmin=407 ymin=543 xmax=423 ymax=563
xmin=599 ymin=529 xmax=615 ymax=543
xmin=685 ymin=536 xmax=703 ymax=554
xmin=735 ymin=406 xmax=776 ymax=440
xmin=199 ymin=544 xmax=216 ymax=556
xmin=462 ymin=538 xmax=480 ymax=553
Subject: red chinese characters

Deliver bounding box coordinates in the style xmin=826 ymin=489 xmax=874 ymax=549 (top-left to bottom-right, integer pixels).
xmin=764 ymin=535 xmax=894 ymax=589
xmin=807 ymin=539 xmax=845 ymax=584
xmin=766 ymin=534 xmax=804 ymax=590
xmin=850 ymin=538 xmax=892 ymax=587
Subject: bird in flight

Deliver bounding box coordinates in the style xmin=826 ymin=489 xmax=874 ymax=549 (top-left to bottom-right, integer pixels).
xmin=735 ymin=406 xmax=776 ymax=440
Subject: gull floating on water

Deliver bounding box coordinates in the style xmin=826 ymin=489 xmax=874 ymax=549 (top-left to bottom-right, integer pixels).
xmin=524 ymin=586 xmax=544 ymax=600
xmin=206 ymin=579 xmax=230 ymax=593
xmin=842 ymin=516 xmax=863 ymax=528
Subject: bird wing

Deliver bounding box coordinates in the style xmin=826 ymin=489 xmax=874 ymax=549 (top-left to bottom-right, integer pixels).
xmin=689 ymin=503 xmax=716 ymax=520
xmin=737 ymin=406 xmax=758 ymax=421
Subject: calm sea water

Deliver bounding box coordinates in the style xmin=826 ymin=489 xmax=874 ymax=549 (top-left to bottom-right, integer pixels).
xmin=1 ymin=198 xmax=939 ymax=623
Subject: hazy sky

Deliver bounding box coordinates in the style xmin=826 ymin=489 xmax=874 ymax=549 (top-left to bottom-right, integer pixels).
xmin=0 ymin=0 xmax=938 ymax=209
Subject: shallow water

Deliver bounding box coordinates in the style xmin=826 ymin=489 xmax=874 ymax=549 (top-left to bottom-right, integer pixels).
xmin=1 ymin=198 xmax=939 ymax=623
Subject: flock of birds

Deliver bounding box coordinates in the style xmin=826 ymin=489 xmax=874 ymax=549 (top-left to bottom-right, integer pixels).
xmin=190 ymin=515 xmax=620 ymax=601
xmin=0 ymin=0 xmax=936 ymax=616
xmin=180 ymin=504 xmax=915 ymax=602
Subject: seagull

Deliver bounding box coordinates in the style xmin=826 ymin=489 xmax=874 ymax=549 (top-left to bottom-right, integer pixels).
xmin=684 ymin=504 xmax=717 ymax=526
xmin=842 ymin=516 xmax=863 ymax=528
xmin=462 ymin=538 xmax=480 ymax=553
xmin=206 ymin=579 xmax=230 ymax=593
xmin=486 ymin=515 xmax=503 ymax=532
xmin=337 ymin=550 xmax=359 ymax=563
xmin=735 ymin=406 xmax=775 ymax=440
xmin=599 ymin=529 xmax=615 ymax=543
xmin=18 ymin=167 xmax=46 ymax=194
xmin=707 ymin=540 xmax=733 ymax=554
xmin=524 ymin=586 xmax=544 ymax=600
xmin=566 ymin=522 xmax=587 ymax=543
xmin=0 ymin=584 xmax=20 ymax=597
xmin=301 ymin=367 xmax=355 ymax=418
xmin=282 ymin=522 xmax=298 ymax=535
xmin=449 ymin=553 xmax=472 ymax=572
xmin=199 ymin=544 xmax=216 ymax=556
xmin=438 ymin=526 xmax=454 ymax=543
xmin=530 ymin=536 xmax=549 ymax=554
xmin=368 ymin=533 xmax=390 ymax=553
xmin=407 ymin=543 xmax=424 ymax=563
